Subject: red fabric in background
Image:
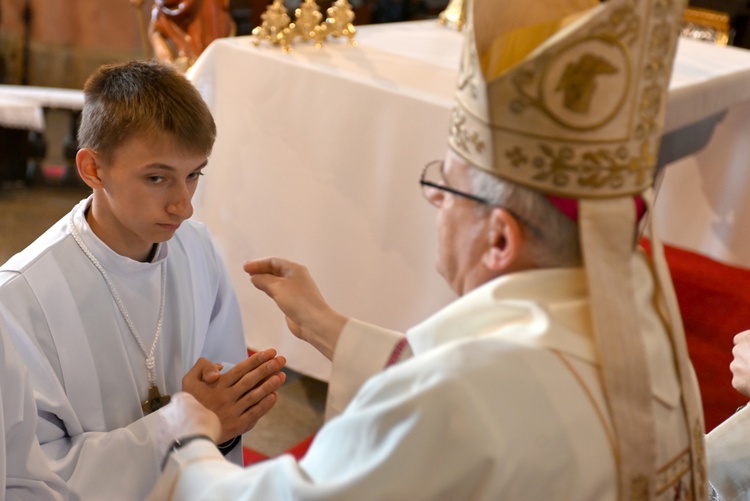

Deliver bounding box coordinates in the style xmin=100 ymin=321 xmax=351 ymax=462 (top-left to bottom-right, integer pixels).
xmin=243 ymin=447 xmax=269 ymax=465
xmin=641 ymin=239 xmax=750 ymax=432
xmin=243 ymin=432 xmax=315 ymax=466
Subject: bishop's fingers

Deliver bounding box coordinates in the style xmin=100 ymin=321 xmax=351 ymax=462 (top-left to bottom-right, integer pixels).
xmin=243 ymin=257 xmax=293 ymax=277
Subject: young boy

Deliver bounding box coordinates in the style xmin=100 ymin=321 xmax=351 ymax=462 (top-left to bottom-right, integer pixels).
xmin=0 ymin=60 xmax=284 ymax=499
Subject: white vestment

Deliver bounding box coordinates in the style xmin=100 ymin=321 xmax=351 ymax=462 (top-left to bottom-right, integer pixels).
xmin=151 ymin=251 xmax=698 ymax=500
xmin=0 ymin=308 xmax=68 ymax=501
xmin=0 ymin=197 xmax=246 ymax=500
xmin=706 ymin=404 xmax=750 ymax=500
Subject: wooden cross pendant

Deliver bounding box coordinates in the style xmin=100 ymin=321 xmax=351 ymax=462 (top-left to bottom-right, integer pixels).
xmin=141 ymin=385 xmax=171 ymax=415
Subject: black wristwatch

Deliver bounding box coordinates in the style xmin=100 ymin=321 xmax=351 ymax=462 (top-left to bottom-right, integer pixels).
xmin=217 ymin=435 xmax=241 ymax=456
xmin=161 ymin=434 xmax=214 ymax=470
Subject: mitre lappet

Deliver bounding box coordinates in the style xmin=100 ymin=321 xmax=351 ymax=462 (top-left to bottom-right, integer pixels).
xmin=448 ymin=0 xmax=706 ymax=498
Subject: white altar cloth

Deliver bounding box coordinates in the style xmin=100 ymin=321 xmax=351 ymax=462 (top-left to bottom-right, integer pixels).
xmin=0 ymin=85 xmax=84 ymax=111
xmin=0 ymin=95 xmax=44 ymax=131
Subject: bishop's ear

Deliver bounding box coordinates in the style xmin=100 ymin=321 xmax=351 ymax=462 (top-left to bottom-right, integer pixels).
xmin=76 ymin=148 xmax=103 ymax=189
xmin=483 ymin=207 xmax=525 ymax=272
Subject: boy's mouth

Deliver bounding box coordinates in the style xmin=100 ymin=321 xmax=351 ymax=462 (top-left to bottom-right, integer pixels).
xmin=158 ymin=223 xmax=181 ymax=232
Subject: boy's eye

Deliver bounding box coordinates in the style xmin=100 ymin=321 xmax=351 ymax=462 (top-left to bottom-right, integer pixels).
xmin=188 ymin=171 xmax=204 ymax=181
xmin=148 ymin=176 xmax=165 ymax=184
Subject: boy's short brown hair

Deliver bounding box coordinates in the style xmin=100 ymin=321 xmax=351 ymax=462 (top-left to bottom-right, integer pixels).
xmin=78 ymin=59 xmax=216 ymax=163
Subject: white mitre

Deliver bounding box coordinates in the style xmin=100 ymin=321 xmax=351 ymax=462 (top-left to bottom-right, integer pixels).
xmin=451 ymin=0 xmax=677 ymax=197
xmin=449 ymin=0 xmax=706 ymax=499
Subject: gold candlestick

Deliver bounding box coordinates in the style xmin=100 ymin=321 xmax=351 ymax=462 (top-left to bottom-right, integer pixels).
xmin=252 ymin=0 xmax=292 ymax=48
xmin=324 ymin=0 xmax=357 ymax=45
xmin=438 ymin=0 xmax=466 ymax=31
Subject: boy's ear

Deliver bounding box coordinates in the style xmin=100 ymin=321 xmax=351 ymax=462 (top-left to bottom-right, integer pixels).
xmin=483 ymin=207 xmax=524 ymax=272
xmin=76 ymin=148 xmax=103 ymax=189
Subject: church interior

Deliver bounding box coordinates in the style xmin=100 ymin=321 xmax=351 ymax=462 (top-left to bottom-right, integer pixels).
xmin=3 ymin=0 xmax=750 ymax=467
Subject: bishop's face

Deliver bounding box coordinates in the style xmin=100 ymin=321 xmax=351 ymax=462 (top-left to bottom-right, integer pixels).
xmin=426 ymin=151 xmax=493 ymax=296
xmin=84 ymin=132 xmax=207 ymax=262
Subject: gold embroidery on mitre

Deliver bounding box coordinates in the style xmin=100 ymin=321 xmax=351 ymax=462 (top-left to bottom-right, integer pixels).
xmin=451 ymin=107 xmax=486 ymax=156
xmin=556 ymin=53 xmax=619 ymax=113
xmin=506 ymin=138 xmax=654 ymax=191
xmin=449 ymin=12 xmax=485 ymax=161
xmin=448 ymin=0 xmax=682 ymax=198
xmin=457 ymin=36 xmax=479 ymax=98
xmin=508 ymin=36 xmax=630 ymax=132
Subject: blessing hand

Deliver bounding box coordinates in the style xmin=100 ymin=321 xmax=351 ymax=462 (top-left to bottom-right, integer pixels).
xmin=244 ymin=257 xmax=347 ymax=360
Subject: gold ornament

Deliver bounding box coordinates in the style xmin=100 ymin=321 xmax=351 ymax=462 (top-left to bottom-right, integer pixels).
xmin=251 ymin=0 xmax=292 ymax=50
xmin=324 ymin=0 xmax=357 ymax=45
xmin=450 ymin=0 xmax=684 ymax=198
xmin=251 ymin=0 xmax=357 ymax=51
xmin=290 ymin=0 xmax=324 ymax=43
xmin=438 ymin=0 xmax=466 ymax=31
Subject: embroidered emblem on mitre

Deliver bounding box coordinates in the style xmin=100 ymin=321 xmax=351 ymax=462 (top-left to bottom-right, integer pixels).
xmin=449 ymin=0 xmax=683 ymax=198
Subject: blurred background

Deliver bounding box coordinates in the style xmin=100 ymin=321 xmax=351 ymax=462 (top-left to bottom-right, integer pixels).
xmin=0 ymin=0 xmax=454 ymax=88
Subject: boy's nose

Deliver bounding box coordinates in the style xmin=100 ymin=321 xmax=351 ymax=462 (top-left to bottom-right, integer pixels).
xmin=167 ymin=187 xmax=193 ymax=219
xmin=168 ymin=200 xmax=193 ymax=219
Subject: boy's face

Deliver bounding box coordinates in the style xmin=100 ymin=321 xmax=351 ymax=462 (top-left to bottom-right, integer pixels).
xmin=80 ymin=132 xmax=208 ymax=262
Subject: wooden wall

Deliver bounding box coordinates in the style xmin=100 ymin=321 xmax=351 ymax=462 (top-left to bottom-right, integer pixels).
xmin=0 ymin=0 xmax=151 ymax=88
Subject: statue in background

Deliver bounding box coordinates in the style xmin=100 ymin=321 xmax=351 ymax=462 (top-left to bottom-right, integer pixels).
xmin=149 ymin=0 xmax=236 ymax=71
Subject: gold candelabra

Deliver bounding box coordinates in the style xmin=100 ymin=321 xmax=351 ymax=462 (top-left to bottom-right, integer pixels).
xmin=252 ymin=0 xmax=357 ymax=52
xmin=437 ymin=0 xmax=465 ymax=31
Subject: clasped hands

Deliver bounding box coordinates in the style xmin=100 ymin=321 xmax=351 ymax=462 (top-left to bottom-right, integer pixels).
xmin=182 ymin=349 xmax=286 ymax=444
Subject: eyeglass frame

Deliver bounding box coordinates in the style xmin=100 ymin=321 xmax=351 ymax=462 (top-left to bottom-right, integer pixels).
xmin=418 ymin=160 xmax=543 ymax=238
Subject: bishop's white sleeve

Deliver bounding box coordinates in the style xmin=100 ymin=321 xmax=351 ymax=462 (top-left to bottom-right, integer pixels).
xmin=1 ymin=314 xmax=68 ymax=501
xmin=707 ymin=404 xmax=750 ymax=500
xmin=150 ymin=353 xmax=506 ymax=501
xmin=325 ymin=318 xmax=408 ymax=420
